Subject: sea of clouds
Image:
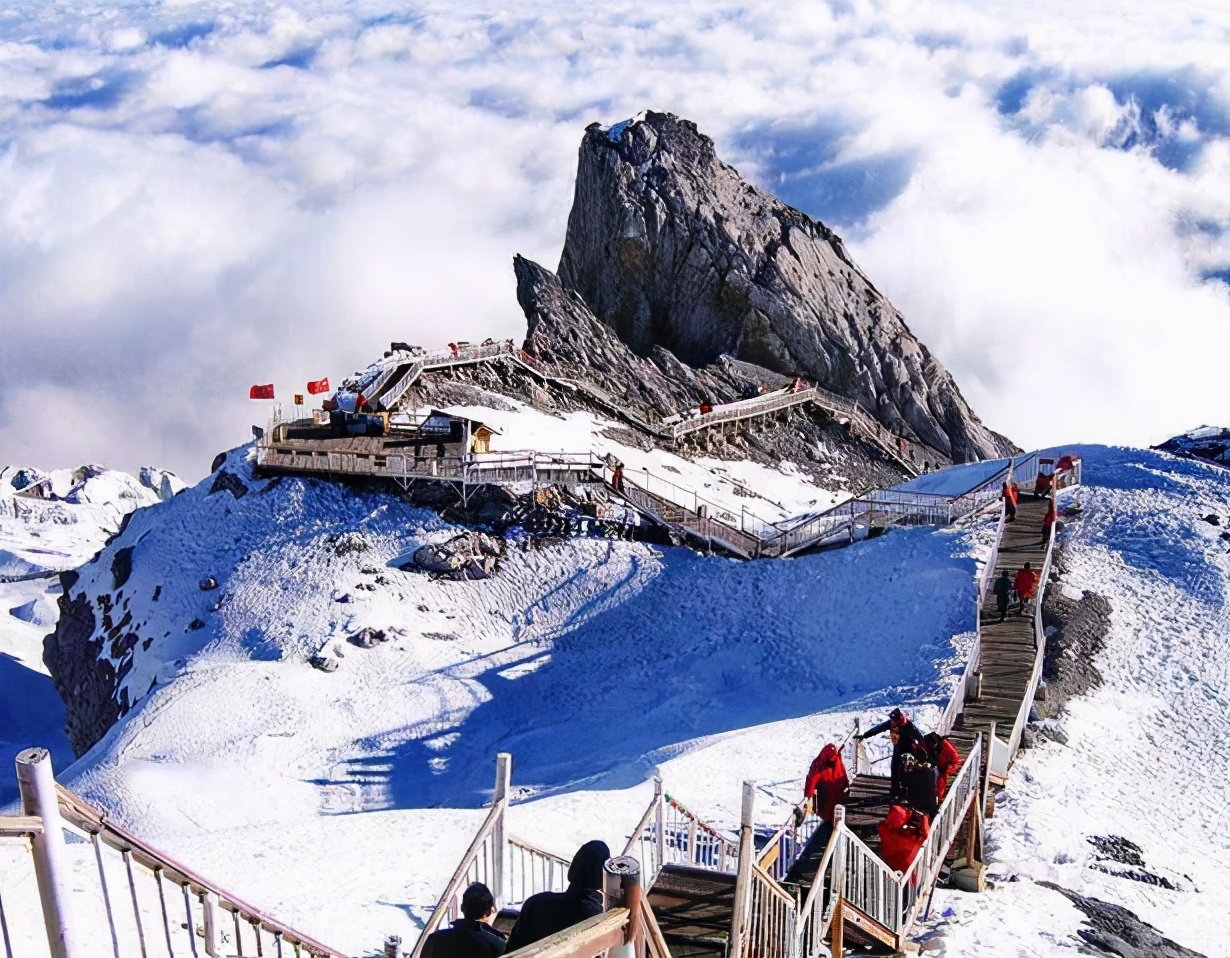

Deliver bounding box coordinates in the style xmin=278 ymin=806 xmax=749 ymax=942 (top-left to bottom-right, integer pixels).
xmin=1 ymin=0 xmax=1228 ymax=478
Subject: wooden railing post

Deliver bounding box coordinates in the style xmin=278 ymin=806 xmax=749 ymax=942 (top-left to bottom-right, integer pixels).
xmin=493 ymin=752 xmax=513 ymax=906
xmin=729 ymin=781 xmax=757 ymax=958
xmin=203 ymin=891 xmax=221 ymax=957
xmin=603 ymin=856 xmax=644 ymax=958
xmin=830 ymin=806 xmax=846 ymax=958
xmin=15 ymin=748 xmax=79 ymax=958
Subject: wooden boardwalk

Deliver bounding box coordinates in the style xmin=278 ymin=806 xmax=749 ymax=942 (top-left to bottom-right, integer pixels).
xmin=950 ymin=495 xmax=1051 ymax=761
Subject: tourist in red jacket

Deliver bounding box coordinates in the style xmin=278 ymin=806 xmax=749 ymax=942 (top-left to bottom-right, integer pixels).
xmin=878 ymin=805 xmax=930 ymax=874
xmin=804 ymin=744 xmax=850 ymax=824
xmin=921 ymin=733 xmax=962 ymax=802
xmin=1002 ymin=481 xmax=1018 ymax=521
xmin=1042 ymin=500 xmax=1058 ymax=545
xmin=1013 ymin=562 xmax=1039 ymax=615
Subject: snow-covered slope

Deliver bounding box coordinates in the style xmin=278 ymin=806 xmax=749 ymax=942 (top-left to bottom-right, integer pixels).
xmin=3 ymin=444 xmax=988 ymax=953
xmin=928 ymin=445 xmax=1230 ymax=958
xmin=0 ymin=465 xmax=175 ymax=806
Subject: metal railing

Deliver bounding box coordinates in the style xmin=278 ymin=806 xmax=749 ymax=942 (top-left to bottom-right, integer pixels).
xmin=741 ymin=864 xmax=796 ymax=958
xmin=621 ymin=779 xmax=740 ymax=889
xmin=895 ymin=735 xmax=983 ymax=930
xmin=732 ymin=729 xmax=985 ymax=957
xmin=793 ymin=832 xmax=842 ymax=958
xmin=411 ymin=754 xmax=570 ymax=958
xmin=506 ymin=837 xmax=573 ymax=911
xmin=755 ymin=723 xmax=860 ymax=883
xmin=3 ymin=748 xmax=343 ymax=958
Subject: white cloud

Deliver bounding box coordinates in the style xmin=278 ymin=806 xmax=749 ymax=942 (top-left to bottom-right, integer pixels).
xmin=0 ymin=0 xmax=1228 ymax=477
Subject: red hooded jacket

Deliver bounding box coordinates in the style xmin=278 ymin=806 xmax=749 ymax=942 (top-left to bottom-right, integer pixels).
xmin=1014 ymin=567 xmax=1039 ymax=600
xmin=878 ymin=805 xmax=929 ymax=874
xmin=803 ymin=744 xmax=850 ymax=824
xmin=927 ymin=736 xmax=962 ymax=801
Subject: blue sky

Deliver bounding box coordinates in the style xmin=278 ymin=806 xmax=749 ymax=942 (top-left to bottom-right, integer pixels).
xmin=1 ymin=0 xmax=1228 ymax=477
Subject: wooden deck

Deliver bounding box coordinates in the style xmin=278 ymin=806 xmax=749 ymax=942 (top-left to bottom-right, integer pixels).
xmin=949 ymin=495 xmax=1051 ymax=760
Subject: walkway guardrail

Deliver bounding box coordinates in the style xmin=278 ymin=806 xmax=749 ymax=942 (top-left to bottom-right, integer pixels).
xmin=2 ymin=748 xmax=343 ymax=958
xmin=755 ymin=722 xmax=860 ymax=883
xmin=732 ymin=732 xmax=984 ymax=957
xmin=986 ymin=459 xmax=1076 ymax=782
xmin=621 ymin=779 xmax=740 ymax=889
xmin=411 ymin=754 xmax=570 ymax=958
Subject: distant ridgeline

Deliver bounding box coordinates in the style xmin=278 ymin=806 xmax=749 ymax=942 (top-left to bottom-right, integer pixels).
xmin=1153 ymin=426 xmax=1230 ymax=469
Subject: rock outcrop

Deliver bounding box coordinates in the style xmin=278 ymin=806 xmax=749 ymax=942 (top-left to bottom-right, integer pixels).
xmin=521 ymin=111 xmax=1012 ymax=463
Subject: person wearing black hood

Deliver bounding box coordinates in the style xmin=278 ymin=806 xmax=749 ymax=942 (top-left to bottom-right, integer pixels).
xmin=856 ymin=708 xmax=923 ymax=799
xmin=505 ymin=840 xmax=610 ymax=951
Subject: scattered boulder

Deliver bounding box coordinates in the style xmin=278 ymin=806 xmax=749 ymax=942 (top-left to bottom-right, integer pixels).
xmin=1200 ymin=514 xmax=1220 ymax=526
xmin=399 ymin=531 xmax=506 ymax=580
xmin=348 ymin=628 xmax=389 ymax=649
xmin=208 ymin=470 xmax=248 ymax=499
xmin=309 ymin=655 xmax=339 ymax=673
xmin=199 ymin=576 xmax=219 ymax=591
xmin=327 ymin=532 xmax=370 ymax=556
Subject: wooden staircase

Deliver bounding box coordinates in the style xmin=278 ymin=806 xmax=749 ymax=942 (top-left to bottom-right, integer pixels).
xmin=949 ymin=495 xmax=1051 ymax=762
xmin=646 ymin=864 xmax=737 ymax=958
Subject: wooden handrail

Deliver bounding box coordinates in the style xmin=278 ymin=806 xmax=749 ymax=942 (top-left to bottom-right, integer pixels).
xmin=503 ymin=908 xmax=630 ymax=958
xmin=409 ymin=802 xmax=504 ymax=958
xmin=0 ymin=815 xmax=44 ymax=837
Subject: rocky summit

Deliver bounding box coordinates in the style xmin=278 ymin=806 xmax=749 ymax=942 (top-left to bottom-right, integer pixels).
xmin=519 ymin=111 xmax=1012 ymax=464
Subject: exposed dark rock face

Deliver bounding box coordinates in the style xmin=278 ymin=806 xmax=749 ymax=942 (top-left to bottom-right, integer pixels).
xmin=538 ymin=111 xmax=1011 ymax=463
xmin=517 ymin=254 xmax=782 ymax=424
xmin=208 ymin=469 xmax=248 ymax=499
xmin=503 ymin=256 xmax=910 ymax=491
xmin=1037 ymin=559 xmax=1112 ymax=718
xmin=1039 ymin=882 xmax=1205 ymax=958
xmin=44 ymin=587 xmax=120 ymax=755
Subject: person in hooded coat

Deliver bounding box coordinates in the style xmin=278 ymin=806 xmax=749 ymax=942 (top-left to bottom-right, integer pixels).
xmin=857 ymin=708 xmax=922 ymax=799
xmin=505 ymin=841 xmax=609 ymax=951
xmin=992 ymin=570 xmax=1012 ymax=623
xmin=900 ymin=751 xmax=939 ymax=819
xmin=878 ymin=806 xmax=930 ymax=874
xmin=803 ymin=744 xmax=850 ymax=824
xmin=921 ymin=732 xmax=962 ymax=803
xmin=421 ymin=883 xmax=506 ymax=958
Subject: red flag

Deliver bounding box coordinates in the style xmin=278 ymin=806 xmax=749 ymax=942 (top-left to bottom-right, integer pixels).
xmin=307 ymin=377 xmax=330 ymax=395
xmin=249 ymin=384 xmax=275 ymax=399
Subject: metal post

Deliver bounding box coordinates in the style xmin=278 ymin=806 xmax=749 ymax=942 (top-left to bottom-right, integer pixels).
xmin=492 ymin=753 xmax=512 ymax=906
xmin=728 ymin=781 xmax=756 ymax=958
xmin=15 ymin=748 xmax=78 ymax=958
xmin=603 ymin=856 xmax=644 ymax=958
xmin=654 ymin=779 xmax=665 ymax=873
